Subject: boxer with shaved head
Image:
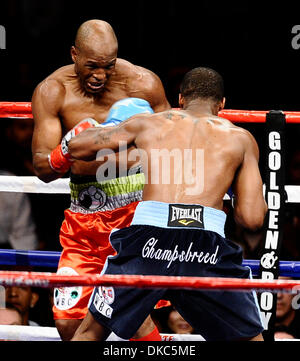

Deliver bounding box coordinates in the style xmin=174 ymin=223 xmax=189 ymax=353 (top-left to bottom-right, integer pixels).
xmin=32 ymin=19 xmax=170 ymax=340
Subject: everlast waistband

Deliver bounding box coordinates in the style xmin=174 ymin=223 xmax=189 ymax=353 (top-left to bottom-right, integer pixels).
xmin=131 ymin=201 xmax=226 ymax=237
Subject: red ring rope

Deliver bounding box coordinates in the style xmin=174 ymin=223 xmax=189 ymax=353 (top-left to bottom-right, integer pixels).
xmin=0 ymin=102 xmax=33 ymax=118
xmin=0 ymin=271 xmax=299 ymax=292
xmin=1 ymin=101 xmax=300 ymax=123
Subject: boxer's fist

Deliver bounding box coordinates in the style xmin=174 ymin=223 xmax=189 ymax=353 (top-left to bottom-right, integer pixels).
xmin=48 ymin=118 xmax=98 ymax=173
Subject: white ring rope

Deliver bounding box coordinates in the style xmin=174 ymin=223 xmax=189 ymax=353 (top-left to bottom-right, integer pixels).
xmin=0 ymin=325 xmax=61 ymax=341
xmin=0 ymin=176 xmax=230 ymax=198
xmin=0 ymin=324 xmax=205 ymax=341
xmin=0 ymin=325 xmax=295 ymax=341
xmin=285 ymin=185 xmax=300 ymax=203
xmin=0 ymin=176 xmax=70 ymax=194
xmin=0 ymin=176 xmax=300 ymax=203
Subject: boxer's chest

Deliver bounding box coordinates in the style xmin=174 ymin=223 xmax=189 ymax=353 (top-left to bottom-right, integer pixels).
xmin=59 ymin=86 xmax=130 ymax=131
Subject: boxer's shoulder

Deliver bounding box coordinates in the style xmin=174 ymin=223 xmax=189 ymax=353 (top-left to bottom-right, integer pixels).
xmin=208 ymin=116 xmax=258 ymax=157
xmin=34 ymin=65 xmax=75 ymax=95
xmin=115 ymin=58 xmax=161 ymax=90
xmin=48 ymin=64 xmax=75 ymax=78
xmin=205 ymin=115 xmax=248 ymax=135
xmin=32 ymin=79 xmax=65 ymax=114
xmin=32 ymin=65 xmax=77 ymax=109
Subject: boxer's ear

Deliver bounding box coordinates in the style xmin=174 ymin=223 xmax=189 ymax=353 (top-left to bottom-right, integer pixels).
xmin=178 ymin=94 xmax=184 ymax=109
xmin=71 ymin=46 xmax=78 ymax=63
xmin=218 ymin=97 xmax=226 ymax=111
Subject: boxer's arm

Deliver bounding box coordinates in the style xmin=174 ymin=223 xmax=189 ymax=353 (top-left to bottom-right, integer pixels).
xmin=31 ymin=79 xmax=65 ymax=183
xmin=68 ymin=114 xmax=144 ymax=161
xmin=232 ymin=130 xmax=268 ymax=230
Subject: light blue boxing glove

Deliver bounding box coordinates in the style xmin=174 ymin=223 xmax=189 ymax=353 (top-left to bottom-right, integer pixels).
xmin=100 ymin=97 xmax=154 ymax=127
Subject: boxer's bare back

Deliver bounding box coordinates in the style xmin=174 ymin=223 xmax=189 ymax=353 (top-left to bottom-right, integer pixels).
xmin=69 ymin=106 xmax=267 ymax=230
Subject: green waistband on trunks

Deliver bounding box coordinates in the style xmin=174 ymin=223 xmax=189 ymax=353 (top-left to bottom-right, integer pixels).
xmin=69 ymin=173 xmax=145 ymax=213
xmin=69 ymin=173 xmax=145 ymax=199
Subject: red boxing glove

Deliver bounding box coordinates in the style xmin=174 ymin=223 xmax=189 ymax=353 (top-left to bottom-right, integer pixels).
xmin=48 ymin=118 xmax=98 ymax=173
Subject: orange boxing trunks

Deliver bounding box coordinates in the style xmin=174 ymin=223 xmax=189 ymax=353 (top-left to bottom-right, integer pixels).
xmin=53 ymin=172 xmax=144 ymax=320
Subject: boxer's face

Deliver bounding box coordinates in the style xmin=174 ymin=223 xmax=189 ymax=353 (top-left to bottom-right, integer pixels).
xmin=71 ymin=45 xmax=117 ymax=94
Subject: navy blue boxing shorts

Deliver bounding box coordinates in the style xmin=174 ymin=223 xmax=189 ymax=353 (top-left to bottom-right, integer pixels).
xmin=88 ymin=201 xmax=264 ymax=341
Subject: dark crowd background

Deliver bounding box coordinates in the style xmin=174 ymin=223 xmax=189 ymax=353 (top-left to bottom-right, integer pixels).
xmin=0 ymin=0 xmax=300 ymax=329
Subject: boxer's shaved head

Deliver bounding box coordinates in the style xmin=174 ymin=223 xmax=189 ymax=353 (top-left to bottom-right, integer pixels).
xmin=71 ymin=20 xmax=118 ymax=94
xmin=75 ymin=19 xmax=118 ymax=55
